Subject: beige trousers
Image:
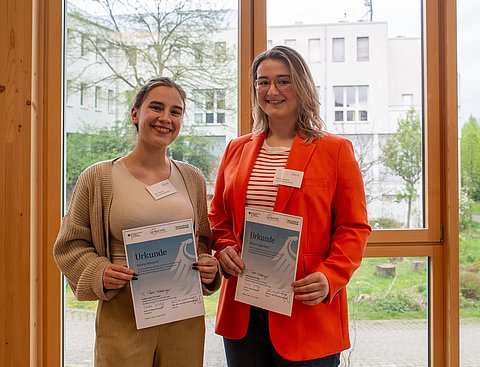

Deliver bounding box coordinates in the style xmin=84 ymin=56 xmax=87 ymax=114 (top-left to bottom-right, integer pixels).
xmin=95 ymin=285 xmax=205 ymax=367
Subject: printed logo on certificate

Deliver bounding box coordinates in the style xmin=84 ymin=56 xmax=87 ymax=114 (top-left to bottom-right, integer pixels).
xmin=235 ymin=208 xmax=303 ymax=316
xmin=123 ymin=219 xmax=204 ymax=329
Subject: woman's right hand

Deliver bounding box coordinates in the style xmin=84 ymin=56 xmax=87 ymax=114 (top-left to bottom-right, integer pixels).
xmin=218 ymin=246 xmax=244 ymax=277
xmin=103 ymin=263 xmax=137 ymax=290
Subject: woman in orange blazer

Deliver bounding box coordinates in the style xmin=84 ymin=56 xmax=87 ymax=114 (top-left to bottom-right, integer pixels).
xmin=209 ymin=46 xmax=372 ymax=366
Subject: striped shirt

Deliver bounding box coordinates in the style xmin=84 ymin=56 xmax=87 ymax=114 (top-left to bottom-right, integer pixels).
xmin=246 ymin=141 xmax=290 ymax=211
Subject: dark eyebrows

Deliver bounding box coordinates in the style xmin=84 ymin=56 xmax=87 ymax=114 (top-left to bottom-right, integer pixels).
xmin=149 ymin=101 xmax=184 ymax=113
xmin=256 ymin=74 xmax=291 ymax=80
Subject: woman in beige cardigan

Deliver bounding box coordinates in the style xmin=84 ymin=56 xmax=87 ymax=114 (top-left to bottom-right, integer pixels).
xmin=54 ymin=77 xmax=220 ymax=367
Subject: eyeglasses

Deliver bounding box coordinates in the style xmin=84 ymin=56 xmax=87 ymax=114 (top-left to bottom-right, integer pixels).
xmin=254 ymin=77 xmax=292 ymax=92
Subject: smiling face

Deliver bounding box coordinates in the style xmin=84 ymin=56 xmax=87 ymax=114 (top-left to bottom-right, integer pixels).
xmin=255 ymin=58 xmax=298 ymax=128
xmin=131 ymin=85 xmax=184 ymax=150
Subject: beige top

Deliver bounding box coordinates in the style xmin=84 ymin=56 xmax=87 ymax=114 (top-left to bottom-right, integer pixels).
xmin=110 ymin=160 xmax=194 ymax=266
xmin=53 ymin=158 xmax=220 ymax=301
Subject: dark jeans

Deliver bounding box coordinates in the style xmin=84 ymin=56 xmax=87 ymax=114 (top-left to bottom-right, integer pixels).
xmin=223 ymin=306 xmax=340 ymax=367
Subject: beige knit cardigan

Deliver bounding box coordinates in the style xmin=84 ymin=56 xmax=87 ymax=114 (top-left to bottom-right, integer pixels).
xmin=53 ymin=158 xmax=220 ymax=301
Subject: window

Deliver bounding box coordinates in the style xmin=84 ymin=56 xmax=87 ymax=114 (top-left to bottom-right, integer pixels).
xmin=127 ymin=47 xmax=137 ymax=67
xmin=217 ymin=112 xmax=225 ymax=124
xmin=206 ymin=112 xmax=214 ymax=124
xmin=193 ymin=43 xmax=202 ymax=63
xmin=284 ymin=39 xmax=296 ymax=48
xmin=333 ymin=86 xmax=369 ymax=122
xmin=80 ymin=83 xmax=87 ymax=106
xmin=332 ymin=37 xmax=345 ymax=62
xmin=94 ymin=86 xmax=101 ymax=109
xmin=62 ymin=1 xmax=239 ymax=364
xmin=357 ymin=36 xmax=369 ymax=61
xmin=193 ymin=88 xmax=227 ymax=124
xmin=402 ymin=93 xmax=414 ymax=107
xmin=308 ymin=38 xmax=321 ymax=62
xmin=215 ymin=41 xmax=226 ymax=61
xmin=80 ymin=33 xmax=88 ymax=56
xmin=107 ymin=89 xmax=114 ymax=113
xmin=95 ymin=37 xmax=106 ymax=62
xmin=66 ymin=80 xmax=73 ymax=105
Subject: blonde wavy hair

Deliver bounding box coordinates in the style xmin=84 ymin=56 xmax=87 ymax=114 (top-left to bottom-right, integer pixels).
xmin=251 ymin=45 xmax=325 ymax=143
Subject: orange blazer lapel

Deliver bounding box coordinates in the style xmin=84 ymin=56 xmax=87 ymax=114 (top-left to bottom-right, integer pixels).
xmin=274 ymin=135 xmax=316 ymax=213
xmin=232 ymin=132 xmax=265 ymax=233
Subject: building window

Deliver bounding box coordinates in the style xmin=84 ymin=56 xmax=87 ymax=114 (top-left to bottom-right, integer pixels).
xmin=332 ymin=38 xmax=345 ymax=62
xmin=215 ymin=42 xmax=226 ymax=61
xmin=402 ymin=93 xmax=414 ymax=107
xmin=94 ymin=86 xmax=102 ymax=109
xmin=194 ymin=88 xmax=227 ymax=124
xmin=205 ymin=89 xmax=214 ymax=110
xmin=357 ymin=36 xmax=369 ymax=61
xmin=127 ymin=47 xmax=137 ymax=67
xmin=107 ymin=89 xmax=114 ymax=113
xmin=285 ymin=39 xmax=296 ymax=48
xmin=217 ymin=113 xmax=225 ymax=124
xmin=194 ymin=113 xmax=203 ymax=124
xmin=193 ymin=43 xmax=202 ymax=63
xmin=333 ymin=85 xmax=369 ymax=122
xmin=267 ymin=40 xmax=273 ymax=49
xmin=217 ymin=90 xmax=225 ymax=109
xmin=80 ymin=83 xmax=87 ymax=106
xmin=80 ymin=34 xmax=88 ymax=57
xmin=66 ymin=80 xmax=73 ymax=105
xmin=206 ymin=113 xmax=214 ymax=124
xmin=96 ymin=37 xmax=106 ymax=62
xmin=308 ymin=38 xmax=321 ymax=62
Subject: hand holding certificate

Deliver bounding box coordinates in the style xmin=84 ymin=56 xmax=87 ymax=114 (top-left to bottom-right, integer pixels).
xmin=235 ymin=208 xmax=303 ymax=316
xmin=123 ymin=219 xmax=204 ymax=329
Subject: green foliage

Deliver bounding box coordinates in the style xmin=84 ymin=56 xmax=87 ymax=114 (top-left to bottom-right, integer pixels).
xmin=381 ymin=108 xmax=422 ymax=227
xmin=346 ymin=257 xmax=428 ymax=320
xmin=460 ymin=271 xmax=480 ymax=301
xmin=370 ymin=217 xmax=402 ymax=229
xmin=459 ymin=188 xmax=475 ymax=230
xmin=461 ymin=116 xmax=480 ymax=201
xmin=368 ymin=290 xmax=425 ymax=314
xmin=67 ymin=122 xmax=217 ymax=202
xmin=66 ymin=121 xmax=135 ymax=198
xmin=168 ymin=127 xmax=217 ymax=178
xmin=65 ymin=284 xmax=97 ymax=310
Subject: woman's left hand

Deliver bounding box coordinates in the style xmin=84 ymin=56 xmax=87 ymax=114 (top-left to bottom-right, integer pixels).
xmin=194 ymin=256 xmax=218 ymax=285
xmin=292 ymin=271 xmax=330 ymax=306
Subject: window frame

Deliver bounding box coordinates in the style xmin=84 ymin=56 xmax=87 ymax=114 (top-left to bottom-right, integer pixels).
xmin=8 ymin=0 xmax=457 ymax=366
xmin=250 ymin=1 xmax=459 ymax=367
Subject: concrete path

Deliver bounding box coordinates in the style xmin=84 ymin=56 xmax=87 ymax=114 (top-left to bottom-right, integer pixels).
xmin=64 ymin=310 xmax=479 ymax=366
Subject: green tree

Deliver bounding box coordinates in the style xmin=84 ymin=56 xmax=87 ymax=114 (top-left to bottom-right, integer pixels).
xmin=460 ymin=115 xmax=480 ymax=201
xmin=67 ymin=0 xmax=236 ymax=105
xmin=381 ymin=109 xmax=422 ymax=228
xmin=168 ymin=127 xmax=216 ymax=178
xmin=66 ymin=121 xmax=135 ymax=200
xmin=66 ymin=122 xmax=216 ymax=202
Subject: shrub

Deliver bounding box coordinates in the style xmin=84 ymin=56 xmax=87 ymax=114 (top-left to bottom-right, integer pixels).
xmin=460 ymin=271 xmax=480 ymax=301
xmin=370 ymin=217 xmax=402 ymax=229
xmin=459 ymin=189 xmax=475 ymax=230
xmin=367 ymin=290 xmax=426 ymax=314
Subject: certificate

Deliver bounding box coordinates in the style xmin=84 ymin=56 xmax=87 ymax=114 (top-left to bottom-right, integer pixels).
xmin=123 ymin=219 xmax=204 ymax=329
xmin=235 ymin=208 xmax=303 ymax=316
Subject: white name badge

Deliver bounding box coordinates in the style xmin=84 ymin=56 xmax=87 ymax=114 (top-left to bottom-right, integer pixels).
xmin=146 ymin=179 xmax=178 ymax=200
xmin=273 ymin=168 xmax=304 ymax=188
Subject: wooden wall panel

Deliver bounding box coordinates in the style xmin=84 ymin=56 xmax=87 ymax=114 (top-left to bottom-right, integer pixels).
xmin=1 ymin=0 xmax=33 ymax=365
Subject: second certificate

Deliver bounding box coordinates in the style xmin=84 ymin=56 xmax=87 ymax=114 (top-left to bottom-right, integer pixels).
xmin=235 ymin=208 xmax=303 ymax=316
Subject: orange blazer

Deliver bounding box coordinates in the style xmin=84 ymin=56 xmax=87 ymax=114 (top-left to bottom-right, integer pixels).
xmin=209 ymin=132 xmax=371 ymax=361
